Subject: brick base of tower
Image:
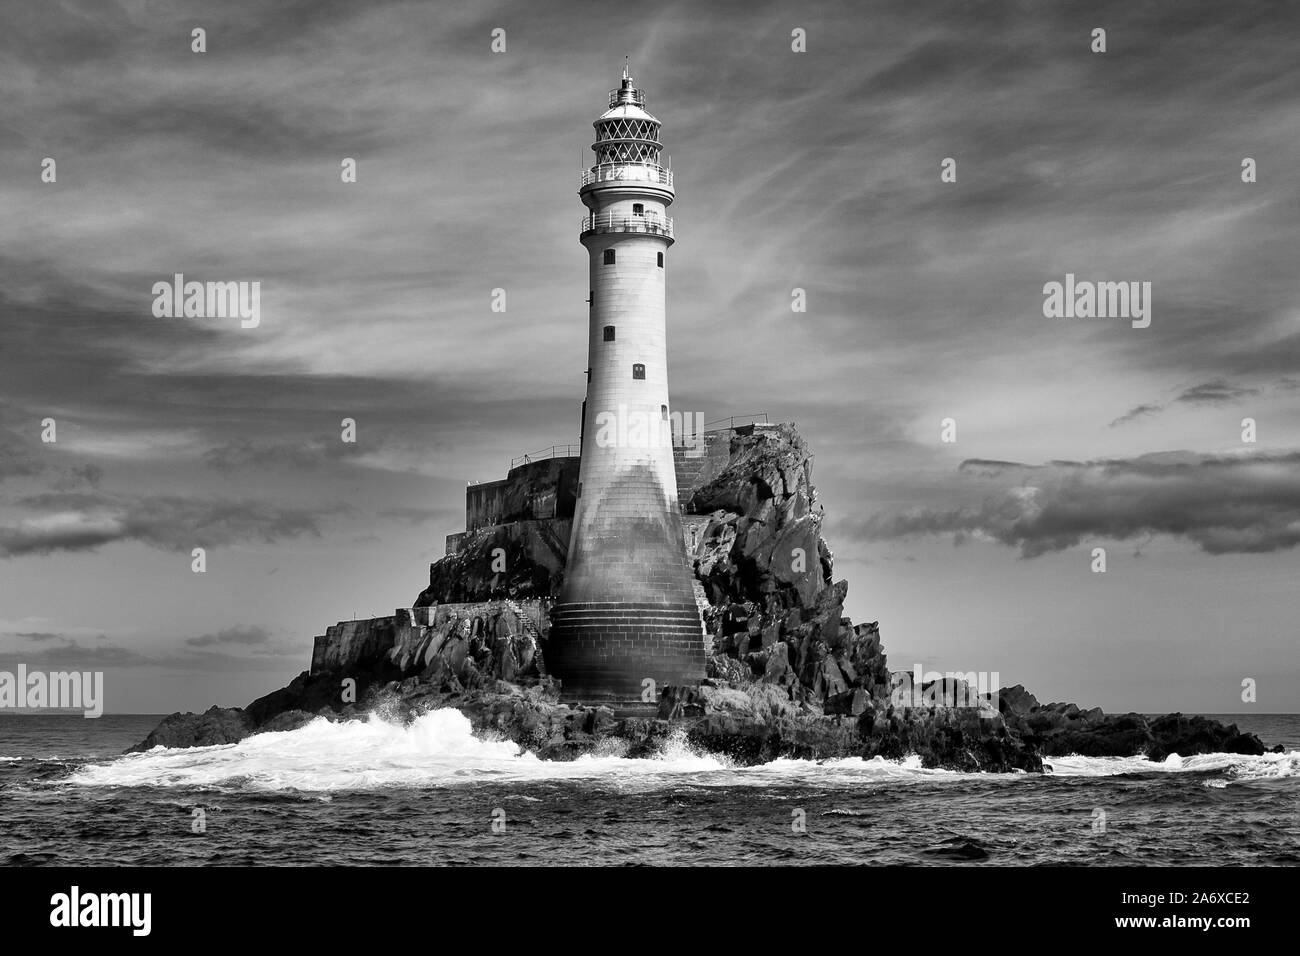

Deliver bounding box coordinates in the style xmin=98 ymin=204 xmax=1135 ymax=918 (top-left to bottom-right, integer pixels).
xmin=549 ymin=465 xmax=706 ymax=705
xmin=548 ymin=601 xmax=705 ymax=705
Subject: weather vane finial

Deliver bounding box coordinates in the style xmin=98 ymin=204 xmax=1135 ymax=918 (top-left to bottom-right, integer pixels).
xmin=623 ymin=56 xmax=629 ymax=81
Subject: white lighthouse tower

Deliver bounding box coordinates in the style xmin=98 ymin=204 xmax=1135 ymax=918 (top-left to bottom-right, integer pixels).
xmin=548 ymin=67 xmax=706 ymax=705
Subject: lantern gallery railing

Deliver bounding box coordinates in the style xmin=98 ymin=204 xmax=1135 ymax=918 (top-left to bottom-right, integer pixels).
xmin=580 ymin=212 xmax=674 ymax=239
xmin=580 ymin=163 xmax=673 ymax=188
xmin=608 ymin=85 xmax=646 ymax=108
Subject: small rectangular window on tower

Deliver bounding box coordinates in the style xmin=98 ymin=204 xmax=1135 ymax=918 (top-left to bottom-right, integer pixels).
xmin=632 ymin=363 xmax=645 ymax=380
xmin=657 ymin=252 xmax=664 ymax=267
xmin=603 ymin=325 xmax=615 ymax=342
xmin=603 ymin=249 xmax=615 ymax=265
xmin=632 ymin=203 xmax=644 ymax=216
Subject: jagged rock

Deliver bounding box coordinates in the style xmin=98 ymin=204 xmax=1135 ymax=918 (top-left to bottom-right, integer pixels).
xmin=257 ymin=710 xmax=318 ymax=734
xmin=416 ymin=519 xmax=568 ymax=605
xmin=825 ymin=688 xmax=871 ymax=717
xmin=1036 ymin=714 xmax=1153 ymax=757
xmin=761 ymin=642 xmax=798 ymax=688
xmin=681 ymin=713 xmax=861 ymax=763
xmin=997 ymin=684 xmax=1041 ymax=718
xmin=858 ymin=705 xmax=1041 ymax=773
xmin=657 ymin=685 xmax=706 ymax=719
xmin=706 ymin=654 xmax=750 ymax=683
xmin=687 ymin=425 xmax=833 ymax=616
xmin=128 ymin=421 xmax=1281 ymax=769
xmin=127 ymin=706 xmax=254 ymax=752
xmin=1147 ymin=713 xmax=1266 ymax=760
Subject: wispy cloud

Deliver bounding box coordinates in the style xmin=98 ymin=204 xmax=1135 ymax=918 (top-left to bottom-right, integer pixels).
xmin=377 ymin=506 xmax=458 ymax=525
xmin=1109 ymin=404 xmax=1163 ymax=428
xmin=860 ymin=451 xmax=1300 ymax=557
xmin=1175 ymin=380 xmax=1260 ymax=406
xmin=184 ymin=624 xmax=272 ymax=648
xmin=0 ymin=491 xmax=345 ymax=557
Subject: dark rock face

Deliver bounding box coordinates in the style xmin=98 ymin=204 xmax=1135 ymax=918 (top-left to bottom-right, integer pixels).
xmin=416 ymin=519 xmax=568 ymax=605
xmin=651 ymin=681 xmax=1040 ymax=772
xmin=131 ymin=422 xmax=1278 ymax=768
xmin=1146 ymin=713 xmax=1266 ymax=759
xmin=997 ymin=690 xmax=1269 ymax=759
xmin=689 ymin=424 xmax=832 ymax=616
xmin=857 ymin=706 xmax=1040 ymax=773
xmin=128 ymin=706 xmax=253 ymax=752
xmin=309 ymin=603 xmax=548 ymax=688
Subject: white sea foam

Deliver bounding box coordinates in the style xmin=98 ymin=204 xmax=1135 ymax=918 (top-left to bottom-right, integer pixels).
xmin=1045 ymin=750 xmax=1300 ymax=780
xmin=66 ymin=710 xmax=729 ymax=792
xmin=62 ymin=709 xmax=1300 ymax=792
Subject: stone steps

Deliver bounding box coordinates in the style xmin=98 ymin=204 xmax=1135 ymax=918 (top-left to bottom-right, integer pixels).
xmin=549 ymin=599 xmax=706 ymax=701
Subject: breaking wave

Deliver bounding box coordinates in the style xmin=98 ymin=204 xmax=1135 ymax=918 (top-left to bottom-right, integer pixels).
xmin=60 ymin=708 xmax=1299 ymax=793
xmin=1044 ymin=750 xmax=1300 ymax=780
xmin=65 ymin=710 xmax=727 ymax=792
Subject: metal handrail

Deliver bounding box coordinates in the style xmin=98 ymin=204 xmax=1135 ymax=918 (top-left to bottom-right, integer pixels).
xmin=581 ymin=163 xmax=673 ymax=189
xmin=703 ymin=413 xmax=770 ymax=431
xmin=608 ymin=87 xmax=645 ymax=108
xmin=580 ymin=213 xmax=674 ymax=238
xmin=511 ymin=444 xmax=580 ymax=469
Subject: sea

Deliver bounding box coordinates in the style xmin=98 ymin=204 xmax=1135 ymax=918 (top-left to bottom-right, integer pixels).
xmin=0 ymin=711 xmax=1296 ymax=866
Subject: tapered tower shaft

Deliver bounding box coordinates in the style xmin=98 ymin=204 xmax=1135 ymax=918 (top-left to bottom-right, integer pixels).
xmin=548 ymin=70 xmax=705 ymax=705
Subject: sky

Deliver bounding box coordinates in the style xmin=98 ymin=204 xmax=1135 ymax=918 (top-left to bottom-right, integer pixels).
xmin=1 ymin=0 xmax=1298 ymax=714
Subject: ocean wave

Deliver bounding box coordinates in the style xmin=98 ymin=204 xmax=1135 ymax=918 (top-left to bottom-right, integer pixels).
xmin=65 ymin=710 xmax=731 ymax=792
xmin=61 ymin=708 xmax=1299 ymax=793
xmin=1045 ymin=750 xmax=1300 ymax=780
xmin=62 ymin=710 xmax=963 ymax=792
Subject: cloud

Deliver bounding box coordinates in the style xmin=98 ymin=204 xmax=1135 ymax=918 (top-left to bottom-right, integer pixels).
xmin=0 ymin=427 xmax=44 ymax=483
xmin=203 ymin=437 xmax=341 ymax=473
xmin=184 ymin=624 xmax=300 ymax=659
xmin=1175 ymin=380 xmax=1260 ymax=406
xmin=1 ymin=624 xmax=300 ymax=672
xmin=185 ymin=624 xmax=272 ymax=648
xmin=1109 ymin=404 xmax=1163 ymax=428
xmin=0 ymin=492 xmax=345 ymax=557
xmin=378 ymin=506 xmax=458 ymax=525
xmin=0 ymin=425 xmax=112 ymax=488
xmin=49 ymin=464 xmax=104 ymax=490
xmin=859 ymin=450 xmax=1300 ymax=557
xmin=1107 ymin=377 xmax=1279 ymax=428
xmin=0 ymin=637 xmax=154 ymax=667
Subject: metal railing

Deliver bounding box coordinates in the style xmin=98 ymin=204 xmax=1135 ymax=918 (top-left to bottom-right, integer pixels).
xmin=704 ymin=413 xmax=770 ymax=431
xmin=609 ymin=86 xmax=645 ymax=108
xmin=581 ymin=163 xmax=673 ymax=189
xmin=511 ymin=444 xmax=580 ymax=469
xmin=580 ymin=213 xmax=674 ymax=239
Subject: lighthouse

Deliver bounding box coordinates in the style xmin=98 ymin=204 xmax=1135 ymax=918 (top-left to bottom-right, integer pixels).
xmin=548 ymin=68 xmax=706 ymax=705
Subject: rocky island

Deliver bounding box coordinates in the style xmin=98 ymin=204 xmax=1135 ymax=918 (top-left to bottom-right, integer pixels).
xmin=133 ymin=423 xmax=1273 ymax=769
